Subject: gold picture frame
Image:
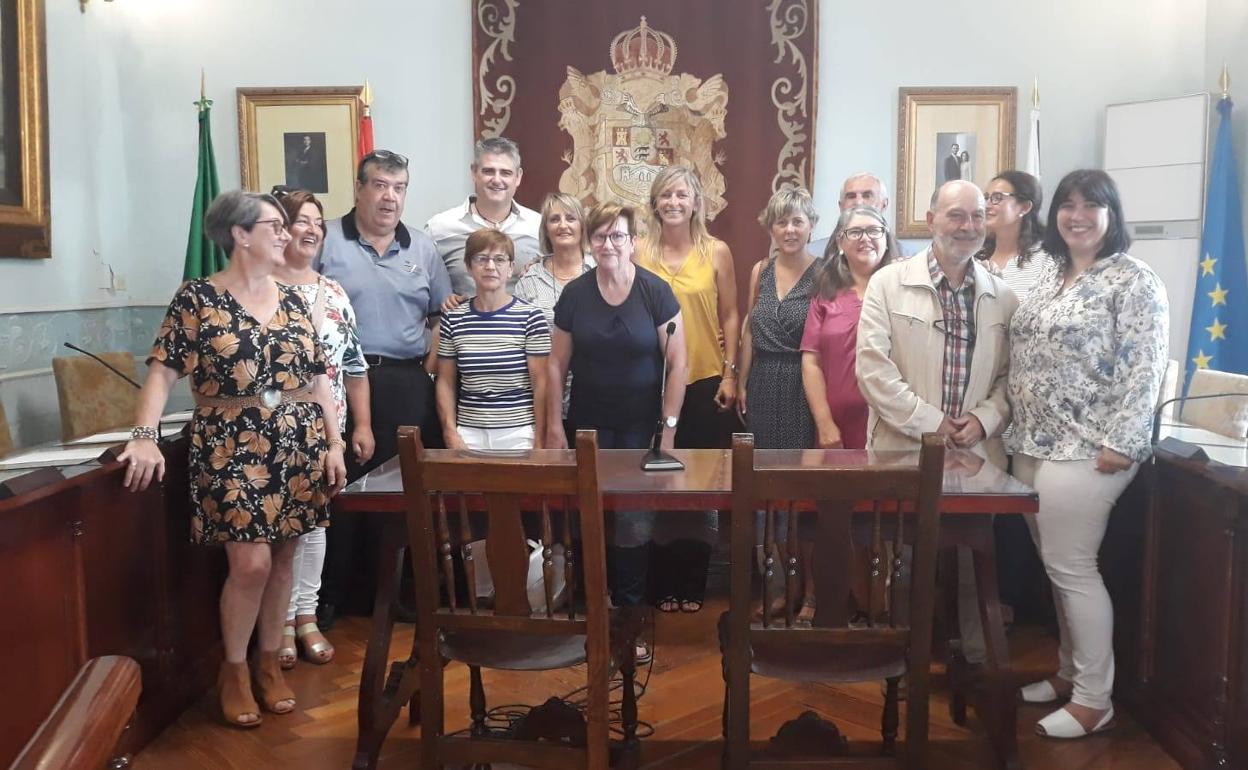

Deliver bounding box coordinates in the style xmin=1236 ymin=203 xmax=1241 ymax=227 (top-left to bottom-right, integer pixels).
xmin=896 ymin=87 xmax=1017 ymax=238
xmin=0 ymin=0 xmax=50 ymax=258
xmin=237 ymin=87 xmax=363 ymax=219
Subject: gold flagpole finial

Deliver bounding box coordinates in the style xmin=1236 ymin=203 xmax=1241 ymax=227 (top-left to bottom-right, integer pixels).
xmin=362 ymin=79 xmax=373 ymax=107
xmin=1220 ymin=63 xmax=1231 ymax=100
xmin=1032 ymin=77 xmax=1040 ymax=109
xmin=194 ymin=69 xmax=212 ymax=111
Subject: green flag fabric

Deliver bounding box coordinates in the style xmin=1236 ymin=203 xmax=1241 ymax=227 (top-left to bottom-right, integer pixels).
xmin=182 ymin=103 xmax=227 ymax=280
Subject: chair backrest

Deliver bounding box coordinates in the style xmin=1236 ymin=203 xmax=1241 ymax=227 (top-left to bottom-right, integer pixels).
xmin=1158 ymin=358 xmax=1181 ymax=420
xmin=0 ymin=400 xmax=13 ymax=458
xmin=1183 ymin=367 xmax=1248 ymax=438
xmin=396 ymin=427 xmax=612 ymax=743
xmin=726 ymin=432 xmax=945 ymax=762
xmin=51 ymin=353 xmax=141 ymax=441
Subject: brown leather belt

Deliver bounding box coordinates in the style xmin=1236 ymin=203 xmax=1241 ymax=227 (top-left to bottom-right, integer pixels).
xmin=193 ymin=383 xmax=315 ymax=411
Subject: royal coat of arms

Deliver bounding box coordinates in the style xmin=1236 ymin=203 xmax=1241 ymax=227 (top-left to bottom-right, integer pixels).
xmin=558 ymin=17 xmax=729 ymax=219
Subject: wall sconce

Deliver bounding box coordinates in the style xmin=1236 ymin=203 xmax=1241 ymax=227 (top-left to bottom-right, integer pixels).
xmin=79 ymin=0 xmax=115 ymax=12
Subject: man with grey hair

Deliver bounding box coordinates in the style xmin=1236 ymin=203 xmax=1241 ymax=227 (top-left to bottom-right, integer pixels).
xmin=425 ymin=136 xmax=542 ymax=297
xmin=838 ymin=172 xmax=889 ymax=212
xmin=856 ymin=179 xmax=1017 ymax=670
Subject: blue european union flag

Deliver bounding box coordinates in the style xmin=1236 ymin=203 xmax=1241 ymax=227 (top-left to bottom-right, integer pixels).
xmin=1186 ymin=97 xmax=1248 ymax=384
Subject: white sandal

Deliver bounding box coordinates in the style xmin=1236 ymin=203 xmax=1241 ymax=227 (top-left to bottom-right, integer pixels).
xmin=296 ymin=621 xmax=334 ymax=664
xmin=1036 ymin=705 xmax=1114 ymax=739
xmin=1019 ymin=679 xmax=1062 ymax=704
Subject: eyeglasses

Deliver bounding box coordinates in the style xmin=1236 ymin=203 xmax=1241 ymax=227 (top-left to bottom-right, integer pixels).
xmin=933 ymin=317 xmax=975 ymax=343
xmin=841 ymin=225 xmax=886 ymax=241
xmin=470 ymin=254 xmax=512 ymax=268
xmin=590 ymin=231 xmax=631 ymax=248
xmin=252 ymin=218 xmax=288 ymax=235
xmin=985 ymin=192 xmax=1018 ymax=205
xmin=270 ymin=185 xmax=294 ymax=199
xmin=362 ymin=149 xmax=409 ymax=167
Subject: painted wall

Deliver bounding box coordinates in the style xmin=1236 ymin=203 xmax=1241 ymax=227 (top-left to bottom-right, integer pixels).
xmin=0 ymin=0 xmax=1224 ymax=447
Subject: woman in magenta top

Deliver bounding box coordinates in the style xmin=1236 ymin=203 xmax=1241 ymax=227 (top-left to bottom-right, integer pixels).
xmin=800 ymin=205 xmax=901 ymax=449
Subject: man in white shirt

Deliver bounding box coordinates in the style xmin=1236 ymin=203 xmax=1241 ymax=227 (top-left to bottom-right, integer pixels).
xmin=838 ymin=172 xmax=889 ymax=213
xmin=425 ymin=136 xmax=542 ymax=298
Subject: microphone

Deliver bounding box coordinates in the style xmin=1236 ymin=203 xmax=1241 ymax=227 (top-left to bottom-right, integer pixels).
xmin=1152 ymin=391 xmax=1247 ymax=460
xmin=63 ymin=342 xmax=142 ymax=389
xmin=641 ymin=321 xmax=684 ymax=472
xmin=62 ymin=342 xmax=162 ymax=443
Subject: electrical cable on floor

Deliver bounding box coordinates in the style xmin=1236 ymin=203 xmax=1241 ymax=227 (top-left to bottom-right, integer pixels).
xmin=444 ymin=621 xmax=658 ymax=741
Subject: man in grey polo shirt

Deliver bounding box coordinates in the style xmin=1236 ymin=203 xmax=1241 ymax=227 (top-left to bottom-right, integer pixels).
xmin=425 ymin=136 xmax=541 ymax=298
xmin=316 ymin=149 xmax=452 ymax=625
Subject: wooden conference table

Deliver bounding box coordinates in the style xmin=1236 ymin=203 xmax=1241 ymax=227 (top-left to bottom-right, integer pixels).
xmin=336 ymin=446 xmax=1038 ymax=770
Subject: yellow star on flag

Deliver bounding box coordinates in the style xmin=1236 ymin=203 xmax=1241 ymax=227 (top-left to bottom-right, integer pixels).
xmin=1209 ymin=283 xmax=1229 ymax=306
xmin=1200 ymin=254 xmax=1218 ymax=276
xmin=1192 ymin=349 xmax=1213 ymax=369
xmin=1206 ymin=318 xmax=1228 ymax=341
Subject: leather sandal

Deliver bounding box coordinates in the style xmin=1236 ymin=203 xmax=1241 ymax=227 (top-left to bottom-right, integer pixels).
xmin=252 ymin=651 xmax=296 ymax=714
xmin=296 ymin=621 xmax=334 ymax=664
xmin=279 ymin=625 xmax=297 ymax=670
xmin=218 ymin=660 xmax=262 ymax=728
xmin=1036 ymin=704 xmax=1114 ymax=739
xmin=656 ymin=596 xmax=681 ymax=613
xmin=1020 ymin=678 xmax=1067 ymax=704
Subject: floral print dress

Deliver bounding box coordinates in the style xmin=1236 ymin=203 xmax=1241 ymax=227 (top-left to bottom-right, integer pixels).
xmin=150 ymin=279 xmax=331 ymax=544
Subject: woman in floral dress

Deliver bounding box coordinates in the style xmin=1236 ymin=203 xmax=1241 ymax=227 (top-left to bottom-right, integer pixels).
xmin=272 ymin=187 xmax=373 ymax=670
xmin=119 ymin=190 xmax=347 ymax=729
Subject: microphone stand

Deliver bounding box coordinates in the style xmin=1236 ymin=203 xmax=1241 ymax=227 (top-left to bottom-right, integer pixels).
xmin=1151 ymin=391 xmax=1246 ymax=459
xmin=641 ymin=321 xmax=684 ymax=472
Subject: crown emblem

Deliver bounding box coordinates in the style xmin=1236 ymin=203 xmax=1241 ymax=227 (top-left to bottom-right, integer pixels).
xmin=609 ymin=16 xmax=677 ymax=77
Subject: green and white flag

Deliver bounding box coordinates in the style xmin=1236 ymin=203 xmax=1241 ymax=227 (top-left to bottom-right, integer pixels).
xmin=182 ymin=93 xmax=227 ymax=280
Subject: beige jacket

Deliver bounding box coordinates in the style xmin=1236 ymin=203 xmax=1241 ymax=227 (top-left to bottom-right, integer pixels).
xmin=855 ymin=248 xmax=1018 ymax=468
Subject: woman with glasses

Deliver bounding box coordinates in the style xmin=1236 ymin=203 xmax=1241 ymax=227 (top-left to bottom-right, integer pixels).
xmin=802 ymin=206 xmax=900 ymax=452
xmin=118 ymin=190 xmax=347 ymax=728
xmin=1010 ymin=170 xmax=1168 ymax=738
xmin=635 ymin=166 xmax=739 ymax=615
xmin=436 ymin=229 xmax=550 ymax=451
xmin=547 ymin=201 xmax=687 ymax=663
xmin=269 ymin=188 xmax=372 ymax=671
xmin=514 ymin=193 xmax=594 ymax=445
xmin=738 ymin=187 xmax=823 ymax=449
xmin=978 ymin=170 xmax=1049 ymax=302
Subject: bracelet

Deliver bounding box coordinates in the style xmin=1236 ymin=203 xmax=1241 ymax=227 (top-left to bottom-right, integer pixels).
xmin=130 ymin=425 xmax=158 ymax=441
xmin=328 ymin=438 xmax=346 ymax=452
xmin=723 ymin=359 xmax=739 ymax=375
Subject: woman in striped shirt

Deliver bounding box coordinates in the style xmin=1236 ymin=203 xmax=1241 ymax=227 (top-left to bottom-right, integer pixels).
xmin=977 ymin=169 xmax=1049 ymax=301
xmin=436 ymin=229 xmax=550 ymax=450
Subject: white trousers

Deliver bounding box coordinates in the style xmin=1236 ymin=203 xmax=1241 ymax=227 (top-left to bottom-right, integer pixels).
xmin=1013 ymin=454 xmax=1138 ymax=710
xmin=458 ymin=423 xmax=535 ymax=451
xmin=287 ymin=526 xmax=326 ymax=622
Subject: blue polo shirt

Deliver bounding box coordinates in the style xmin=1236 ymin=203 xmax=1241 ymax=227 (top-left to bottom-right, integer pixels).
xmin=316 ymin=209 xmax=452 ymax=359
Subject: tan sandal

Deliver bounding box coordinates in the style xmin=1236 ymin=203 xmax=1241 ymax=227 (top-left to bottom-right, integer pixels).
xmin=279 ymin=625 xmax=297 ymax=670
xmin=296 ymin=621 xmax=334 ymax=664
xmin=252 ymin=651 xmax=296 ymax=714
xmin=218 ymin=660 xmax=262 ymax=728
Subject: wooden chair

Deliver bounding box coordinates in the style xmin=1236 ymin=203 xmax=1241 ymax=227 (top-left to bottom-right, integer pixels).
xmin=51 ymin=352 xmax=140 ymax=441
xmin=10 ymin=655 xmax=141 ymax=770
xmin=721 ymin=433 xmax=946 ymax=769
xmin=397 ymin=426 xmax=642 ymax=770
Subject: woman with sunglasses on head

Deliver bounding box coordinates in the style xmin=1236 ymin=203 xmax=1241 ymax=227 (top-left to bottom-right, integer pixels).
xmin=1009 ymin=169 xmax=1168 ymax=739
xmin=547 ymin=202 xmax=686 ymax=664
xmin=269 ymin=187 xmax=373 ymax=671
xmin=635 ymin=166 xmax=739 ymax=615
xmin=514 ymin=193 xmax=594 ymax=445
xmin=118 ymin=190 xmax=347 ymax=728
xmin=437 ymin=229 xmax=550 ymax=451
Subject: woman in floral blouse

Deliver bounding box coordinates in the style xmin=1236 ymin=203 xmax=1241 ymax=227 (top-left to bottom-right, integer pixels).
xmin=118 ymin=190 xmax=347 ymax=728
xmin=272 ymin=187 xmax=373 ymax=670
xmin=1009 ymin=169 xmax=1168 ymax=739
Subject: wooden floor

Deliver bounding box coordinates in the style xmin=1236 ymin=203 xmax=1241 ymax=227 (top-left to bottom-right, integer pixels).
xmin=134 ymin=598 xmax=1180 ymax=769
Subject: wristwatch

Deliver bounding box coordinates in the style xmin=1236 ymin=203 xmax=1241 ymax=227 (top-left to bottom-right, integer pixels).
xmin=664 ymin=415 xmax=679 ymax=430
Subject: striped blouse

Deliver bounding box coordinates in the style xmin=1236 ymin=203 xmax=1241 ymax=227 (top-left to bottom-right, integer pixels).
xmin=981 ymin=249 xmax=1053 ymax=304
xmin=438 ymin=297 xmax=551 ymax=429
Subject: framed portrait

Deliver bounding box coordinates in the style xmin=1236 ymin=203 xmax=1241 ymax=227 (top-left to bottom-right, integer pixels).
xmin=895 ymin=87 xmax=1017 ymax=238
xmin=0 ymin=0 xmax=50 ymax=258
xmin=237 ymin=87 xmax=363 ymax=219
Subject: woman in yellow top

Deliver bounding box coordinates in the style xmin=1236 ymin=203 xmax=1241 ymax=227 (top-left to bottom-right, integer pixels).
xmin=635 ymin=165 xmax=740 ymax=613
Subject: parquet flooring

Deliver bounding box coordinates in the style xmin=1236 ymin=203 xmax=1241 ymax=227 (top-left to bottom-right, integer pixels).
xmin=133 ymin=598 xmax=1180 ymax=769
